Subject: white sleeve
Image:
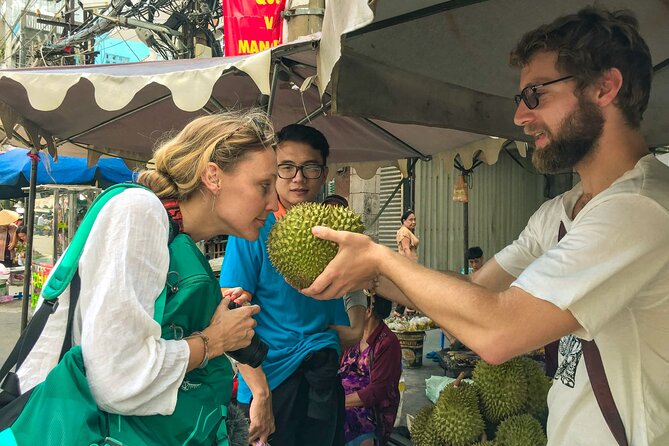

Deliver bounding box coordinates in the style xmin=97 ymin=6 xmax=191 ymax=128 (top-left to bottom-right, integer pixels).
xmin=494 ymin=198 xmax=561 ymax=278
xmin=76 ymin=188 xmax=189 ymax=416
xmin=511 ymin=194 xmax=669 ymax=338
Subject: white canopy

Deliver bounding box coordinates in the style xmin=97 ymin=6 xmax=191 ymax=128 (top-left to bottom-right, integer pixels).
xmin=0 ymin=38 xmax=497 ymax=177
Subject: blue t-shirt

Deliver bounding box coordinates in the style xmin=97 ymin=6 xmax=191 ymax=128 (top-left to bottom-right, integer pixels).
xmin=219 ymin=213 xmax=349 ymax=403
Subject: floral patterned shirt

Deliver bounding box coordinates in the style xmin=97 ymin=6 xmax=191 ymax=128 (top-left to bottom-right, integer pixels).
xmin=339 ymin=322 xmax=402 ymax=445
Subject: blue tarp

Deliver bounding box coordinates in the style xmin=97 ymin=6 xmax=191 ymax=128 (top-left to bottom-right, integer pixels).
xmin=0 ymin=149 xmax=136 ymax=198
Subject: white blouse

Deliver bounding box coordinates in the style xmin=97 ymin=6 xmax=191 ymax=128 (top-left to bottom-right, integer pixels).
xmin=17 ymin=188 xmax=190 ymax=416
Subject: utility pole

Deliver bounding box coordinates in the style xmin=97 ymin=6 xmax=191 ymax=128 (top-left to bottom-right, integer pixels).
xmin=83 ymin=10 xmax=95 ymax=64
xmin=2 ymin=0 xmax=12 ymax=67
xmin=18 ymin=14 xmax=26 ymax=68
xmin=0 ymin=8 xmax=5 ymax=64
xmin=180 ymin=0 xmax=196 ymax=59
xmin=66 ymin=0 xmax=75 ymax=64
xmin=402 ymin=157 xmax=417 ymax=212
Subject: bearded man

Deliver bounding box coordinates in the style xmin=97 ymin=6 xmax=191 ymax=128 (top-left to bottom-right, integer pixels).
xmin=301 ymin=7 xmax=669 ymax=446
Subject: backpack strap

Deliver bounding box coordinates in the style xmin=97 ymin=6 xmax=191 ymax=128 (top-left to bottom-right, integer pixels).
xmin=581 ymin=340 xmax=628 ymax=446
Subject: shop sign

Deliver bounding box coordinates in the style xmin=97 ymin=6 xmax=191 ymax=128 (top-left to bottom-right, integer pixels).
xmin=223 ymin=0 xmax=284 ymax=56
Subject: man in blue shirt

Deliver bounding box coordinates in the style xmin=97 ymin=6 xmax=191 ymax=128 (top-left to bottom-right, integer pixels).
xmin=220 ymin=124 xmax=349 ymax=446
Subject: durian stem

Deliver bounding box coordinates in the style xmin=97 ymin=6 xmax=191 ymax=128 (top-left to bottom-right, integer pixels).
xmin=454 ymin=371 xmax=466 ymax=387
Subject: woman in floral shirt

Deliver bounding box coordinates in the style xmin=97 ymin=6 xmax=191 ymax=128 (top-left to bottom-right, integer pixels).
xmin=339 ymin=295 xmax=402 ymax=446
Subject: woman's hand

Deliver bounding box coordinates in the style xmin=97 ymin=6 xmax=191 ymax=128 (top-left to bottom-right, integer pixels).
xmin=222 ymin=287 xmax=251 ymax=306
xmin=248 ymin=394 xmax=275 ymax=445
xmin=203 ymin=296 xmax=260 ymax=357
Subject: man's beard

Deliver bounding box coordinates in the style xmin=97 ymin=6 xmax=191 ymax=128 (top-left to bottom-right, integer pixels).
xmin=531 ymin=96 xmax=604 ymax=174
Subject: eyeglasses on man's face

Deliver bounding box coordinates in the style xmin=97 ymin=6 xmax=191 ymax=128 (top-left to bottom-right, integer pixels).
xmin=514 ymin=75 xmax=574 ymax=110
xmin=277 ymin=163 xmax=325 ymax=179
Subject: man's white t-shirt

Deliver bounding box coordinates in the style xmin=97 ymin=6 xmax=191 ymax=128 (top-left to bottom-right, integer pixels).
xmin=495 ymin=154 xmax=669 ymax=446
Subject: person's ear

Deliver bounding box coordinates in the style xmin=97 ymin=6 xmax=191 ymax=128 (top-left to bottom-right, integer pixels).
xmin=595 ymin=68 xmax=623 ymax=108
xmin=201 ymin=162 xmax=221 ymax=193
xmin=320 ymin=166 xmax=329 ymax=185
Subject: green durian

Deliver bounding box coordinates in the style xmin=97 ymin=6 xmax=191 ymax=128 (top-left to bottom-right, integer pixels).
xmin=473 ymin=358 xmax=528 ymax=423
xmin=410 ymin=405 xmax=441 ymax=446
xmin=472 ymin=441 xmax=498 ymax=446
xmin=432 ymin=374 xmax=485 ymax=446
xmin=495 ymin=414 xmax=547 ymax=446
xmin=267 ymin=202 xmax=365 ymax=289
xmin=517 ymin=356 xmax=551 ymax=425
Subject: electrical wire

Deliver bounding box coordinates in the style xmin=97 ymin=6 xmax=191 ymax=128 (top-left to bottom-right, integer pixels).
xmin=0 ymin=0 xmax=41 ymax=45
xmin=6 ymin=0 xmax=218 ymax=65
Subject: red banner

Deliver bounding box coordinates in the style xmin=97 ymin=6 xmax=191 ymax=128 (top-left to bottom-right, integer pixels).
xmin=223 ymin=0 xmax=284 ymax=56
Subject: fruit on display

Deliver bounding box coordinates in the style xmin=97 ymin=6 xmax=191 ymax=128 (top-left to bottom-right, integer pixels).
xmin=473 ymin=358 xmax=528 ymax=423
xmin=517 ymin=357 xmax=552 ymax=425
xmin=408 ymin=356 xmax=549 ymax=446
xmin=267 ymin=202 xmax=365 ymax=288
xmin=409 ymin=406 xmax=441 ymax=446
xmin=386 ymin=315 xmax=439 ymax=333
xmin=432 ymin=374 xmax=485 ymax=446
xmin=495 ymin=414 xmax=547 ymax=446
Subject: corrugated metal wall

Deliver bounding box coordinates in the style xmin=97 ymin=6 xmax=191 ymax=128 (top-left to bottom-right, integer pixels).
xmin=415 ymin=150 xmax=545 ymax=272
xmin=378 ymin=166 xmax=404 ymax=250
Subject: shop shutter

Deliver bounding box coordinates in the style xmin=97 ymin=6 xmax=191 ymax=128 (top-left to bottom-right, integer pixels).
xmin=378 ymin=166 xmax=403 ymax=250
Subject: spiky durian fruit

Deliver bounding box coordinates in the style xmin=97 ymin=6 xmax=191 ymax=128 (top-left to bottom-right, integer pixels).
xmin=410 ymin=406 xmax=441 ymax=446
xmin=432 ymin=375 xmax=485 ymax=446
xmin=517 ymin=356 xmax=551 ymax=425
xmin=472 ymin=441 xmax=498 ymax=446
xmin=267 ymin=202 xmax=365 ymax=289
xmin=473 ymin=358 xmax=528 ymax=423
xmin=495 ymin=414 xmax=547 ymax=446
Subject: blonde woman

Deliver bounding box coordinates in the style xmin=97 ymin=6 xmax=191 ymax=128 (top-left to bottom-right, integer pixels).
xmin=13 ymin=110 xmax=278 ymax=445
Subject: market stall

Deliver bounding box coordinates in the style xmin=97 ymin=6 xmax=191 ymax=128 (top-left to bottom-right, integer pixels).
xmin=25 ymin=185 xmax=100 ymax=307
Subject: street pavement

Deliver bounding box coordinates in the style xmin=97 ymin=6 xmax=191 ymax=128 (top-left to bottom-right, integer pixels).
xmin=0 ymin=298 xmax=22 ymax=360
xmin=0 ymin=294 xmax=443 ymax=431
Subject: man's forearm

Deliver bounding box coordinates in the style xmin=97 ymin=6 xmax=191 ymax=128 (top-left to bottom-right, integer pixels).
xmin=377 ymin=252 xmax=505 ymax=357
xmin=377 ymin=277 xmax=412 ymax=307
xmin=373 ymin=244 xmax=578 ymax=363
xmin=377 ymin=270 xmax=466 ymax=309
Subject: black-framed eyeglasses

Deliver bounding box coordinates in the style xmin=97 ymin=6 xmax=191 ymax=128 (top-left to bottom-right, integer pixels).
xmin=514 ymin=75 xmax=574 ymax=110
xmin=277 ymin=163 xmax=325 ymax=179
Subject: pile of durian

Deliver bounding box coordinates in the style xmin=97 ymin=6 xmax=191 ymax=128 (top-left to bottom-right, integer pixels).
xmin=411 ymin=356 xmax=552 ymax=446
